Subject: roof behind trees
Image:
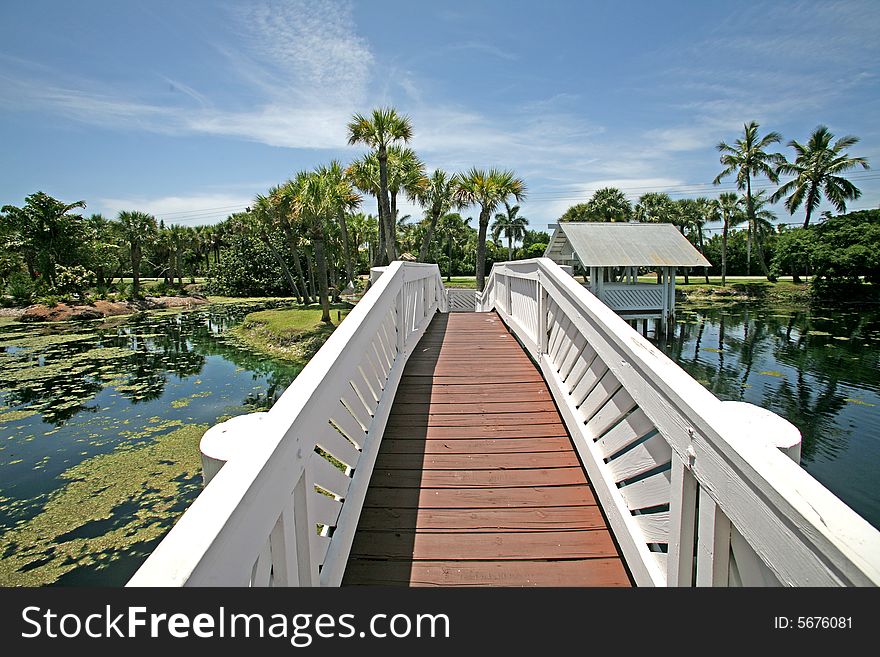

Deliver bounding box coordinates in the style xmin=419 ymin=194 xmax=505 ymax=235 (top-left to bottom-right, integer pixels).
xmin=545 ymin=222 xmax=711 ymax=268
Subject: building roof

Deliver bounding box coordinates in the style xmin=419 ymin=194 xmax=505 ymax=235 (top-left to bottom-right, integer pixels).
xmin=544 ymin=222 xmax=711 ymax=268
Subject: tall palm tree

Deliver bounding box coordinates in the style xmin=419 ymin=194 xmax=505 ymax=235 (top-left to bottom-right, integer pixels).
xmin=116 ymin=210 xmax=157 ymax=297
xmin=713 ymin=121 xmax=784 ymax=276
xmin=437 ymin=212 xmax=468 ymax=282
xmin=716 ymin=192 xmax=744 ymax=285
xmin=322 ymin=160 xmax=361 ymax=287
xmin=347 ymin=107 xmax=414 ymax=264
xmin=585 ymin=187 xmax=632 ymax=222
xmin=417 ymin=169 xmax=461 ymax=262
xmin=455 ymin=168 xmax=527 ymax=291
xmin=771 ymin=125 xmax=870 ymax=228
xmin=491 ymin=202 xmax=529 ymax=260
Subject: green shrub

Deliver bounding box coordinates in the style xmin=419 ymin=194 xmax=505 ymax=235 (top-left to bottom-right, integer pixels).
xmin=54 ymin=265 xmax=96 ymax=298
xmin=5 ymin=272 xmax=35 ymax=304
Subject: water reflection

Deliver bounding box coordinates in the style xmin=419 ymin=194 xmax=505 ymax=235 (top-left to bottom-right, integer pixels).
xmin=0 ymin=302 xmax=305 ymax=585
xmin=656 ymin=302 xmax=880 ymax=528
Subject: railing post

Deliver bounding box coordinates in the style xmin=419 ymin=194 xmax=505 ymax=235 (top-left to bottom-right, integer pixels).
xmin=199 ymin=412 xmax=269 ymax=486
xmin=396 ymin=286 xmax=406 ymax=355
xmin=696 ymin=488 xmax=731 ymax=587
xmin=667 ymin=456 xmax=697 ymax=586
xmin=537 ymin=275 xmax=548 ymax=355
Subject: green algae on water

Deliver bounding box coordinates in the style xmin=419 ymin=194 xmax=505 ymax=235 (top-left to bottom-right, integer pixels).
xmin=0 ymin=408 xmax=38 ymax=424
xmin=0 ymin=424 xmax=208 ymax=586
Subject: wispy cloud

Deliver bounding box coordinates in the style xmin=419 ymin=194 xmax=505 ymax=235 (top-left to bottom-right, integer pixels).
xmin=447 ymin=42 xmax=519 ymax=61
xmin=0 ymin=0 xmax=373 ymax=150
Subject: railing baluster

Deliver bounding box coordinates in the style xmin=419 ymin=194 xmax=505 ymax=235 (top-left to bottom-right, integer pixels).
xmin=667 ymin=456 xmax=698 ymax=586
xmin=695 ymin=486 xmax=731 ymax=587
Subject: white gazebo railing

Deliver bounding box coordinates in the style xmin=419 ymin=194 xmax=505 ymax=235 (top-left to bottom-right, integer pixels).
xmin=128 ymin=262 xmax=446 ymax=587
xmin=480 ymin=258 xmax=880 ymax=586
xmin=601 ymin=283 xmax=665 ymax=313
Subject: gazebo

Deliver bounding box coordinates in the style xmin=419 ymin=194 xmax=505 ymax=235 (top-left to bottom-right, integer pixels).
xmin=544 ymin=222 xmax=710 ymax=333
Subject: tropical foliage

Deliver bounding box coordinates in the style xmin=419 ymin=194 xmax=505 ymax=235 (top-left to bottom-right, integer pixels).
xmin=771 ymin=125 xmax=870 ymax=228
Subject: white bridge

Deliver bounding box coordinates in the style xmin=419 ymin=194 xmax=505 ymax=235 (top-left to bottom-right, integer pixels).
xmin=129 ymin=259 xmax=880 ymax=587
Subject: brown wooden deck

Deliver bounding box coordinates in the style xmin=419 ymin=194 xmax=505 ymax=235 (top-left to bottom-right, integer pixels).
xmin=343 ymin=312 xmax=632 ymax=586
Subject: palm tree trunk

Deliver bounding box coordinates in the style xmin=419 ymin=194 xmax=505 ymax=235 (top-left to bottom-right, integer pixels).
xmin=378 ymin=147 xmax=396 ymax=262
xmin=721 ymin=219 xmax=729 ymax=286
xmin=313 ymin=239 xmax=332 ymax=323
xmin=476 ymin=208 xmax=490 ymax=292
xmin=447 ymin=234 xmax=453 ymax=282
xmin=131 ymin=246 xmax=141 ymax=297
xmin=753 ymin=226 xmax=771 ymax=277
xmin=508 ymin=234 xmax=513 ymax=261
xmin=803 ymin=186 xmax=817 ymax=228
xmin=305 ymin=247 xmax=318 ymax=300
xmin=261 ymin=230 xmax=301 ymax=300
xmin=280 ymin=222 xmax=312 ymax=303
xmin=337 ymin=211 xmax=355 ymax=287
xmin=375 ymin=207 xmax=387 ymax=267
xmin=418 ymin=210 xmax=440 ymax=263
xmin=698 ymin=226 xmax=709 ymax=283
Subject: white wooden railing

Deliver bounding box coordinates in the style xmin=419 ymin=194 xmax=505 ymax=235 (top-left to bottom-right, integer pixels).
xmin=481 ymin=258 xmax=880 ymax=586
xmin=128 ymin=262 xmax=446 ymax=586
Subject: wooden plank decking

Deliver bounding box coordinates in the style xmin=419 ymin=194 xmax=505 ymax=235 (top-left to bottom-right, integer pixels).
xmin=343 ymin=312 xmax=632 ymax=587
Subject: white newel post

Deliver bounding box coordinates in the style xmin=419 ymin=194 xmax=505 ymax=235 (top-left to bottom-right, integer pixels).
xmin=720 ymin=401 xmax=802 ymax=463
xmin=199 ymin=412 xmax=270 ymax=486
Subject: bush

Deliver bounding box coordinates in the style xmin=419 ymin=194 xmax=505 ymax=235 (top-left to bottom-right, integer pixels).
xmin=5 ymin=272 xmax=35 ymax=304
xmin=206 ymin=233 xmax=294 ymax=297
xmin=54 ymin=265 xmax=95 ymax=298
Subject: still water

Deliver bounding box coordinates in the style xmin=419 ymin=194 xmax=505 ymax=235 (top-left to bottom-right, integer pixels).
xmin=0 ymin=302 xmax=302 ymax=586
xmin=656 ymin=301 xmax=880 ymax=530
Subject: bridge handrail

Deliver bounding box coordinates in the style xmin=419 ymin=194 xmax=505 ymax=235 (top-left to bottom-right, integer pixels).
xmin=481 ymin=258 xmax=880 ymax=586
xmin=128 ymin=261 xmax=446 ymax=586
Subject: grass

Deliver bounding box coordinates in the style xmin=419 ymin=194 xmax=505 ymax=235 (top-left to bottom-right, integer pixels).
xmin=229 ymin=306 xmax=349 ymax=363
xmin=443 ymin=276 xmax=477 ymax=289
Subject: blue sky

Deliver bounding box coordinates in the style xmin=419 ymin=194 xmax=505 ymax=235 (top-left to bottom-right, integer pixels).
xmin=1 ymin=0 xmax=878 ymax=234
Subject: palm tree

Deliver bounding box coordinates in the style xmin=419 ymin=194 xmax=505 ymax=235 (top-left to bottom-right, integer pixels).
xmin=323 ymin=160 xmax=361 ymax=287
xmin=252 ymin=194 xmax=302 ymax=300
xmin=1 ymin=192 xmax=88 ymax=286
xmin=455 ymin=168 xmax=527 ymax=292
xmin=269 ymin=183 xmax=312 ymax=304
xmin=386 ymin=146 xmax=427 ymax=229
xmin=713 ymin=121 xmax=784 ymax=277
xmin=634 ymin=192 xmax=675 ymax=223
xmin=716 ymin=192 xmax=744 ymax=285
xmin=347 ymin=107 xmax=414 ymax=264
xmin=416 ymin=169 xmax=461 ymax=262
xmin=491 ymin=203 xmax=529 ymax=260
xmin=694 ymin=197 xmax=716 ymax=283
xmin=116 ymin=210 xmax=157 ymax=297
xmin=771 ymin=125 xmax=870 ymax=228
xmin=586 ymin=187 xmax=632 ymax=221
xmin=287 ymin=170 xmax=335 ymax=323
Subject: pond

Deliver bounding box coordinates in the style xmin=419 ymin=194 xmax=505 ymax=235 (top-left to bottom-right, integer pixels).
xmin=0 ymin=301 xmax=304 ymax=586
xmin=656 ymin=300 xmax=880 ymax=531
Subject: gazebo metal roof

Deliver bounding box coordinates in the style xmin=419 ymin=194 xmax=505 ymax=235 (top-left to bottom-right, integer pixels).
xmin=545 ymin=222 xmax=711 ymax=268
